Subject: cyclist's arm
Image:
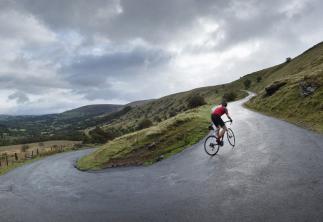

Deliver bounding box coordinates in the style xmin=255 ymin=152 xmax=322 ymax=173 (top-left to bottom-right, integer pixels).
xmin=225 ymin=108 xmax=232 ymax=122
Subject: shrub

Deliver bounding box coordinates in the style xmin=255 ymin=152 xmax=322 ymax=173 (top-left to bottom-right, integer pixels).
xmin=222 ymin=92 xmax=237 ymax=102
xmin=89 ymin=127 xmax=108 ymax=143
xmin=153 ymin=116 xmax=162 ymax=122
xmin=187 ymin=94 xmax=206 ymax=109
xmin=169 ymin=111 xmax=177 ymax=118
xmin=256 ymin=76 xmax=262 ymax=82
xmin=286 ymin=57 xmax=292 ymax=63
xmin=137 ymin=119 xmax=153 ymax=130
xmin=264 ymin=81 xmax=287 ymax=97
xmin=243 ymin=79 xmax=251 ymax=89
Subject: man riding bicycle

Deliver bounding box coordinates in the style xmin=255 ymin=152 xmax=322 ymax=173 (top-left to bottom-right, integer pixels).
xmin=211 ymin=100 xmax=232 ymax=146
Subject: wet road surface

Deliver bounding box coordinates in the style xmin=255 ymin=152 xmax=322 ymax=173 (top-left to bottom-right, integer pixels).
xmin=1 ymin=95 xmax=323 ymax=222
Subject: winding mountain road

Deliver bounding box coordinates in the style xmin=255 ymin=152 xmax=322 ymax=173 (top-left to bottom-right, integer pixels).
xmin=1 ymin=95 xmax=323 ymax=222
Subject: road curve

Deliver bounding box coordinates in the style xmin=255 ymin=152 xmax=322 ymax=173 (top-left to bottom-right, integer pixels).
xmin=1 ymin=95 xmax=323 ymax=222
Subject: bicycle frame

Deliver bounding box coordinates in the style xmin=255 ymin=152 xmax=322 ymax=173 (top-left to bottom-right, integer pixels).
xmin=211 ymin=120 xmax=232 ymax=138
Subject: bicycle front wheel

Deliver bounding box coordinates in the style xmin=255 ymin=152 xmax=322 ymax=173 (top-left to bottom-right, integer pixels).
xmin=204 ymin=135 xmax=220 ymax=156
xmin=227 ymin=128 xmax=235 ymax=147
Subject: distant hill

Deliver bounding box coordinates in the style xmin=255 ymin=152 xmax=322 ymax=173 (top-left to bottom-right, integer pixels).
xmin=0 ymin=98 xmax=155 ymax=145
xmin=60 ymin=104 xmax=123 ymax=119
xmin=126 ymin=99 xmax=155 ymax=107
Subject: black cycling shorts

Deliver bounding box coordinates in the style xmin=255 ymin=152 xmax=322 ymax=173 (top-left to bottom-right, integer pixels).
xmin=211 ymin=114 xmax=224 ymax=127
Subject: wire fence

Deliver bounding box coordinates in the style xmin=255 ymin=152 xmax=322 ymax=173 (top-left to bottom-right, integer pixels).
xmin=0 ymin=144 xmax=82 ymax=168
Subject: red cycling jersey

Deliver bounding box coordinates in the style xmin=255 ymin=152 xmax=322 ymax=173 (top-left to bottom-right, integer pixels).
xmin=212 ymin=106 xmax=228 ymax=116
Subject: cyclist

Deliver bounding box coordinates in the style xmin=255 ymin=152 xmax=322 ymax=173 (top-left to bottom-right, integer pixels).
xmin=211 ymin=100 xmax=232 ymax=146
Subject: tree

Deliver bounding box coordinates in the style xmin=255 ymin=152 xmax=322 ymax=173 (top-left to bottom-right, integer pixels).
xmin=187 ymin=94 xmax=206 ymax=109
xmin=243 ymin=79 xmax=251 ymax=89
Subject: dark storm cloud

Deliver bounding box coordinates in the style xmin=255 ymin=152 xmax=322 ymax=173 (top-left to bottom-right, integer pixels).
xmin=62 ymin=46 xmax=171 ymax=87
xmin=0 ymin=73 xmax=65 ymax=94
xmin=13 ymin=0 xmax=224 ymax=38
xmin=11 ymin=0 xmax=310 ymax=46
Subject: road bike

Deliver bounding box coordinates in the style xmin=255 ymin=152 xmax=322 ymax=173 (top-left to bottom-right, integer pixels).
xmin=204 ymin=121 xmax=235 ymax=156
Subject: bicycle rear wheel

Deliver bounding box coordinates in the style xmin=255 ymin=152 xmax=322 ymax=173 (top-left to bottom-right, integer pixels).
xmin=204 ymin=135 xmax=220 ymax=156
xmin=227 ymin=128 xmax=235 ymax=147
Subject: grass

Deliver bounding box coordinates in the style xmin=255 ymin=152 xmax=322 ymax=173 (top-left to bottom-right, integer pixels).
xmin=243 ymin=42 xmax=323 ymax=133
xmin=245 ymin=79 xmax=323 ymax=133
xmin=77 ymin=105 xmax=210 ymax=170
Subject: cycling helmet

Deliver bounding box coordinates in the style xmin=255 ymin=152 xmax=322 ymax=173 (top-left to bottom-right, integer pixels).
xmin=221 ymin=100 xmax=227 ymax=107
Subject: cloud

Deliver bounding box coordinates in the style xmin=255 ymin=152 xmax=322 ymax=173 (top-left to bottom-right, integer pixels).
xmin=61 ymin=46 xmax=172 ymax=86
xmin=8 ymin=91 xmax=30 ymax=104
xmin=0 ymin=0 xmax=321 ymax=114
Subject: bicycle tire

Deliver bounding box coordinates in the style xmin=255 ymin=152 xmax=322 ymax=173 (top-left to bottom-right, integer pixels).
xmin=227 ymin=128 xmax=235 ymax=147
xmin=204 ymin=135 xmax=220 ymax=156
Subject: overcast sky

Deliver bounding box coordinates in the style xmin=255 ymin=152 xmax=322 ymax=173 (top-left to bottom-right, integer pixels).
xmin=0 ymin=0 xmax=322 ymax=115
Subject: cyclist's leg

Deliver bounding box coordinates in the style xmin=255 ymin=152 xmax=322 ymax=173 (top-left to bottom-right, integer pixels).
xmin=218 ymin=118 xmax=226 ymax=142
xmin=215 ymin=126 xmax=220 ymax=138
xmin=220 ymin=125 xmax=227 ymax=141
xmin=211 ymin=114 xmax=220 ymax=138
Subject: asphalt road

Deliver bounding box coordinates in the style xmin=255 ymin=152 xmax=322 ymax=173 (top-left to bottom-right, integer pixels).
xmin=1 ymin=95 xmax=323 ymax=222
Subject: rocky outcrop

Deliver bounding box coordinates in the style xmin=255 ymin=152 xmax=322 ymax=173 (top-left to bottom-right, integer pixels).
xmin=299 ymin=81 xmax=318 ymax=96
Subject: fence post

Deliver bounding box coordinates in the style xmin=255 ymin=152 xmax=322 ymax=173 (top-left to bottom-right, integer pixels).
xmin=15 ymin=153 xmax=18 ymax=161
xmin=5 ymin=154 xmax=8 ymax=166
xmin=31 ymin=151 xmax=34 ymax=158
xmin=37 ymin=149 xmax=39 ymax=156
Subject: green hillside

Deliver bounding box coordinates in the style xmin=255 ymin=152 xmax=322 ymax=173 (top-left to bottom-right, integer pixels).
xmin=0 ymin=104 xmax=124 ymax=145
xmin=242 ymin=41 xmax=323 ymax=133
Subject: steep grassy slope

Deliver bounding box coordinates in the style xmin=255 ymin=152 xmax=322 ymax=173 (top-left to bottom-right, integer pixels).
xmin=242 ymin=42 xmax=323 ymax=133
